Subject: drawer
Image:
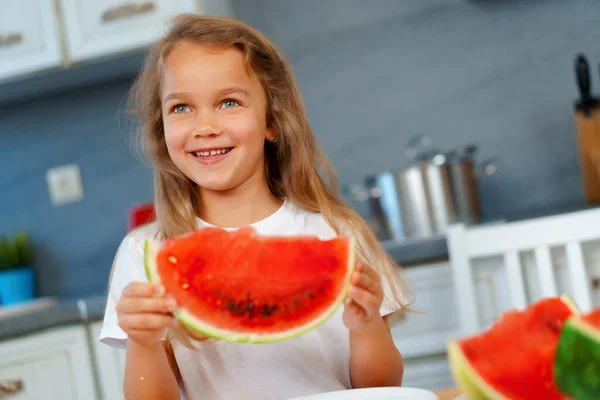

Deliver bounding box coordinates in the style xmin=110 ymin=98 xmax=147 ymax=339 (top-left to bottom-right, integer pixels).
xmin=59 ymin=0 xmax=199 ymax=62
xmin=0 ymin=0 xmax=63 ymax=82
xmin=390 ymin=261 xmax=460 ymax=358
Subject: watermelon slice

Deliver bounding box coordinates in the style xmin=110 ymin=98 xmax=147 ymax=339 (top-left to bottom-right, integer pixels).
xmin=554 ymin=309 xmax=600 ymax=400
xmin=144 ymin=227 xmax=355 ymax=343
xmin=447 ymin=296 xmax=579 ymax=400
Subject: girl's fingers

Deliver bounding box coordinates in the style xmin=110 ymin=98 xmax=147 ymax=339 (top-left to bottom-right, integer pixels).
xmin=352 ymin=265 xmax=382 ymax=296
xmin=120 ymin=313 xmax=177 ymax=331
xmin=358 ymin=262 xmax=382 ymax=283
xmin=349 ymin=286 xmax=380 ymax=317
xmin=352 ymin=270 xmax=374 ymax=293
xmin=123 ymin=282 xmax=164 ymax=298
xmin=117 ymin=296 xmax=177 ymax=315
xmin=344 ymin=301 xmax=365 ymax=318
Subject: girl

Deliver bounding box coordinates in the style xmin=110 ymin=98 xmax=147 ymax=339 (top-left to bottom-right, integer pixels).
xmin=100 ymin=14 xmax=410 ymax=400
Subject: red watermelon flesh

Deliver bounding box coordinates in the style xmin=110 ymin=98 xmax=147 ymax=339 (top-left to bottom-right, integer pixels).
xmin=583 ymin=309 xmax=600 ymax=326
xmin=144 ymin=227 xmax=355 ymax=343
xmin=448 ymin=296 xmax=578 ymax=400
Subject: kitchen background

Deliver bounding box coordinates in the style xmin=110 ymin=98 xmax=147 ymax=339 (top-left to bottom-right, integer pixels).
xmin=1 ymin=0 xmax=600 ymax=301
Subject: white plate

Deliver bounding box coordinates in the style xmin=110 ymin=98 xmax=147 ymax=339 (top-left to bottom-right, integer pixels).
xmin=288 ymin=387 xmax=438 ymax=400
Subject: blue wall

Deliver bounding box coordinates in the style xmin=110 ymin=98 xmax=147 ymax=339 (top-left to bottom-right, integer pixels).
xmin=0 ymin=78 xmax=153 ymax=299
xmin=1 ymin=0 xmax=599 ymax=299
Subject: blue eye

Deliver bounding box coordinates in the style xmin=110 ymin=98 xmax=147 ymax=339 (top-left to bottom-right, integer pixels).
xmin=220 ymin=100 xmax=240 ymax=109
xmin=172 ymin=104 xmax=191 ymax=113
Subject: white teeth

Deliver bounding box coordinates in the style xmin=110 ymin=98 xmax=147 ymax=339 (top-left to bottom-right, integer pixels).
xmin=193 ymin=148 xmax=230 ymax=157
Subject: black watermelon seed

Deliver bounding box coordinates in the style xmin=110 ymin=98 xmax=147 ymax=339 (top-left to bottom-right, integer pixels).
xmin=237 ymin=302 xmax=246 ymax=316
xmin=306 ymin=291 xmax=314 ymax=299
xmin=247 ymin=301 xmax=254 ymax=314
xmin=227 ymin=299 xmax=239 ymax=314
xmin=547 ymin=320 xmax=561 ymax=334
xmin=294 ymin=298 xmax=301 ymax=308
xmin=260 ymin=304 xmax=272 ymax=317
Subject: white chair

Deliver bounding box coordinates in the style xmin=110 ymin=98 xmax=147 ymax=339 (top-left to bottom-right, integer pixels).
xmin=447 ymin=207 xmax=600 ymax=336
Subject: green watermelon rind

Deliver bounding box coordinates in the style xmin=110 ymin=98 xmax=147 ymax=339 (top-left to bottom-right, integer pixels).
xmin=554 ymin=316 xmax=600 ymax=400
xmin=143 ymin=236 xmax=356 ymax=344
xmin=144 ymin=239 xmax=160 ymax=284
xmin=447 ymin=340 xmax=508 ymax=400
xmin=446 ymin=295 xmax=580 ymax=400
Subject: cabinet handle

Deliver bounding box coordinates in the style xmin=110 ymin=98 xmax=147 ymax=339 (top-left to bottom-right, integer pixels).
xmin=0 ymin=33 xmax=23 ymax=46
xmin=102 ymin=2 xmax=156 ymax=22
xmin=0 ymin=379 xmax=24 ymax=394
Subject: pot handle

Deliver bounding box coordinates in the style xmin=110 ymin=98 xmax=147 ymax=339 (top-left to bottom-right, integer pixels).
xmin=475 ymin=158 xmax=500 ymax=177
xmin=406 ymin=133 xmax=433 ymax=161
xmin=343 ymin=184 xmax=382 ymax=201
xmin=447 ymin=144 xmax=478 ymax=159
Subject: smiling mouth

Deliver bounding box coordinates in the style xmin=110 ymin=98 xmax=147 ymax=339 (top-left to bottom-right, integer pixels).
xmin=191 ymin=148 xmax=233 ymax=158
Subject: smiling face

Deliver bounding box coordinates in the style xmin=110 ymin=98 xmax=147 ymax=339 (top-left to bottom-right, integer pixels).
xmin=160 ymin=41 xmax=273 ymax=194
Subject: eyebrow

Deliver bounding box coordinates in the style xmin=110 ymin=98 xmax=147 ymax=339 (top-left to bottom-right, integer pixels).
xmin=219 ymin=87 xmax=250 ymax=97
xmin=163 ymin=87 xmax=250 ymax=106
xmin=163 ymin=92 xmax=190 ymax=106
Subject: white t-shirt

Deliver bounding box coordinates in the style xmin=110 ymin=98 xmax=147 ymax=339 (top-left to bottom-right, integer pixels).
xmin=99 ymin=200 xmax=398 ymax=400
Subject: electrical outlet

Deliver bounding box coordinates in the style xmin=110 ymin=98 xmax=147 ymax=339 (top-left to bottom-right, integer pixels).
xmin=46 ymin=164 xmax=84 ymax=206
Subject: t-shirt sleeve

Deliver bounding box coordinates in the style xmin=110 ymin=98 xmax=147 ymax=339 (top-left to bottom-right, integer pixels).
xmin=98 ymin=234 xmax=148 ymax=350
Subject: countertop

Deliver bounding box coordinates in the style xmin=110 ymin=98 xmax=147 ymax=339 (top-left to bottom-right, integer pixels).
xmin=435 ymin=389 xmax=462 ymax=399
xmin=0 ymin=296 xmax=107 ymax=341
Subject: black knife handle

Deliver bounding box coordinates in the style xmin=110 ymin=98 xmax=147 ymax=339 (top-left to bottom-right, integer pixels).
xmin=575 ymin=54 xmax=591 ymax=100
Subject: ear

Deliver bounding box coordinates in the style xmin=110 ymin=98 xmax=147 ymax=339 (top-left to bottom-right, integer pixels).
xmin=265 ymin=127 xmax=276 ymax=142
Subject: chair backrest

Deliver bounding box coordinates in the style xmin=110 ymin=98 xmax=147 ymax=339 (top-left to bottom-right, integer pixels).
xmin=447 ymin=207 xmax=600 ymax=336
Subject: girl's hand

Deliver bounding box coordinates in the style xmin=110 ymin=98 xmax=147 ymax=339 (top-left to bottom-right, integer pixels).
xmin=116 ymin=282 xmax=179 ymax=349
xmin=343 ymin=262 xmax=384 ymax=332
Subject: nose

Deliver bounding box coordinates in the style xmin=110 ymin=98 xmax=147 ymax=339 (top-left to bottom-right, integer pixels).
xmin=193 ymin=112 xmax=223 ymax=138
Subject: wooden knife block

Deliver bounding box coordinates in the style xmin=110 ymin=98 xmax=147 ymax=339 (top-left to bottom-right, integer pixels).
xmin=574 ymin=106 xmax=600 ymax=203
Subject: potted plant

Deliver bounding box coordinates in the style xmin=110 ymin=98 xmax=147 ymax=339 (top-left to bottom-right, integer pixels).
xmin=0 ymin=231 xmax=35 ymax=306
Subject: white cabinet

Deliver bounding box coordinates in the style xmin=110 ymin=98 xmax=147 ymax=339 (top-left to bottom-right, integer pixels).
xmin=89 ymin=320 xmax=126 ymax=400
xmin=402 ymin=354 xmax=455 ymax=392
xmin=388 ymin=261 xmax=456 ymax=392
xmin=59 ymin=0 xmax=233 ymax=63
xmin=390 ymin=261 xmax=460 ymax=359
xmin=0 ymin=0 xmax=63 ymax=82
xmin=0 ymin=325 xmax=98 ymax=400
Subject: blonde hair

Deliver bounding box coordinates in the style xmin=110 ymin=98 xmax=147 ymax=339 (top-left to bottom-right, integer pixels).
xmin=128 ymin=14 xmax=412 ymax=347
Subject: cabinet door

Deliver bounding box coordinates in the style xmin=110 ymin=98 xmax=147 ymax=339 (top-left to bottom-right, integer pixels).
xmin=0 ymin=364 xmax=35 ymax=399
xmin=0 ymin=0 xmax=63 ymax=82
xmin=59 ymin=0 xmax=201 ymax=62
xmin=390 ymin=261 xmax=460 ymax=359
xmin=403 ymin=354 xmax=455 ymax=392
xmin=89 ymin=321 xmax=126 ymax=400
xmin=0 ymin=325 xmax=98 ymax=400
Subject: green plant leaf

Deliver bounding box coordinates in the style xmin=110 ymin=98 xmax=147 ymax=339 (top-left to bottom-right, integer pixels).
xmin=0 ymin=237 xmax=9 ymax=271
xmin=13 ymin=231 xmax=31 ymax=266
xmin=0 ymin=232 xmax=32 ymax=270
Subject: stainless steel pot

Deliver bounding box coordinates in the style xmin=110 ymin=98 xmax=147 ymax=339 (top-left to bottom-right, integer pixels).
xmin=347 ymin=172 xmax=407 ymax=242
xmin=346 ymin=135 xmax=498 ymax=241
xmin=445 ymin=144 xmax=498 ymax=226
